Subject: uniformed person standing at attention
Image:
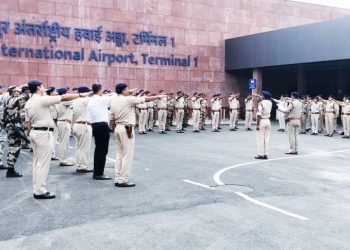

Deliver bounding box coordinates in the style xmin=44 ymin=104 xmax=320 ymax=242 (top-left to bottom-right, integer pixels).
xmin=3 ymin=86 xmax=27 ymax=177
xmin=254 ymin=91 xmax=272 ymax=160
xmin=56 ymin=87 xmax=74 ymax=166
xmin=280 ymin=92 xmax=303 ymax=154
xmin=228 ymin=93 xmax=240 ymax=131
xmin=211 ymin=94 xmax=221 ymax=132
xmin=199 ymin=93 xmax=208 ymax=130
xmin=46 ymin=87 xmax=59 ymax=161
xmin=146 ymin=93 xmax=154 ymax=132
xmin=310 ymin=96 xmax=322 ymax=135
xmin=157 ymin=90 xmax=167 ymax=134
xmin=0 ymin=84 xmax=9 ymax=170
xmin=136 ymin=91 xmax=148 ymax=134
xmin=336 ymin=97 xmax=350 ymax=139
xmin=191 ymin=93 xmax=201 ymax=133
xmin=166 ymin=93 xmax=175 ymax=131
xmin=25 ymin=80 xmax=87 ymax=199
xmin=72 ymin=86 xmax=93 ymax=173
xmin=110 ymin=83 xmax=166 ymax=187
xmin=175 ymin=91 xmax=185 ymax=133
xmin=244 ymin=95 xmax=253 ymax=131
xmin=321 ymin=95 xmax=336 ymax=137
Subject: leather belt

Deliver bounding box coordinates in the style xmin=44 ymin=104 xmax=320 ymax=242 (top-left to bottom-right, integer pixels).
xmin=176 ymin=108 xmax=184 ymax=110
xmin=246 ymin=110 xmax=253 ymax=112
xmin=289 ymin=117 xmax=300 ymax=120
xmin=75 ymin=121 xmax=91 ymax=125
xmin=311 ymin=112 xmax=319 ymax=114
xmin=139 ymin=108 xmax=147 ymax=110
xmin=32 ymin=127 xmax=54 ymax=132
xmin=212 ymin=110 xmax=220 ymax=112
xmin=193 ymin=108 xmax=200 ymax=110
xmin=325 ymin=111 xmax=334 ymax=113
xmin=230 ymin=108 xmax=238 ymax=111
xmin=58 ymin=119 xmax=72 ymax=124
xmin=158 ymin=108 xmax=166 ymax=110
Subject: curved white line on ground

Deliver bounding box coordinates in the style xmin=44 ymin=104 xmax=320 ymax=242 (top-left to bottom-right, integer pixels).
xmin=213 ymin=149 xmax=350 ymax=185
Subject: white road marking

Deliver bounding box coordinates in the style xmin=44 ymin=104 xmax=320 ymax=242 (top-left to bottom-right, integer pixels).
xmin=183 ymin=179 xmax=309 ymax=221
xmin=183 ymin=180 xmax=215 ymax=190
xmin=213 ymin=149 xmax=350 ymax=185
xmin=234 ymin=192 xmax=309 ymax=221
xmin=107 ymin=157 xmax=116 ymax=163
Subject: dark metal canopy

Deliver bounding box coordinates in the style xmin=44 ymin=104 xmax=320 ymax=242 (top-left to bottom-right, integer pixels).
xmin=225 ymin=16 xmax=350 ymax=71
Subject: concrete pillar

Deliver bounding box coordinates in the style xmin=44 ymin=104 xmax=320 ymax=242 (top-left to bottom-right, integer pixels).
xmin=252 ymin=69 xmax=262 ymax=121
xmin=297 ymin=68 xmax=306 ymax=94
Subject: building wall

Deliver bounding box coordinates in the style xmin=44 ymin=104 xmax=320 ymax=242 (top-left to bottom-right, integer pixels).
xmin=0 ymin=0 xmax=350 ymax=95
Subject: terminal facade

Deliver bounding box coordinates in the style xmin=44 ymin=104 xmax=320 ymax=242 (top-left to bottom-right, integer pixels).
xmin=0 ymin=0 xmax=350 ymax=99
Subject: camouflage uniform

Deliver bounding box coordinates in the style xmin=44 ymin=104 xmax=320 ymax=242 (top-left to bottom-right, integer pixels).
xmin=0 ymin=92 xmax=9 ymax=168
xmin=20 ymin=93 xmax=31 ymax=148
xmin=4 ymin=93 xmax=26 ymax=172
xmin=183 ymin=97 xmax=190 ymax=128
xmin=199 ymin=98 xmax=208 ymax=130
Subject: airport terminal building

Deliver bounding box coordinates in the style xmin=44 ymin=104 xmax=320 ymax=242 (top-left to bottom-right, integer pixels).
xmin=1 ymin=0 xmax=350 ymax=98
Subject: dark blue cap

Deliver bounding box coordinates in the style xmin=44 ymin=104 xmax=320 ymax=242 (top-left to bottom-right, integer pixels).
xmin=291 ymin=92 xmax=300 ymax=98
xmin=56 ymin=87 xmax=68 ymax=95
xmin=262 ymin=91 xmax=272 ymax=99
xmin=77 ymin=86 xmax=91 ymax=93
xmin=28 ymin=79 xmax=43 ymax=87
xmin=115 ymin=83 xmax=128 ymax=92
xmin=46 ymin=86 xmax=55 ymax=95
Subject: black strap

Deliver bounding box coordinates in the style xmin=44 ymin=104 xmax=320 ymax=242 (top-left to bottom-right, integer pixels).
xmin=32 ymin=127 xmax=54 ymax=131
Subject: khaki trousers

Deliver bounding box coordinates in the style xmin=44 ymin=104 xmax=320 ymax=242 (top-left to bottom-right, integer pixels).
xmin=73 ymin=123 xmax=92 ymax=168
xmin=278 ymin=111 xmax=286 ymax=130
xmin=139 ymin=110 xmax=148 ymax=133
xmin=30 ymin=130 xmax=54 ymax=195
xmin=57 ymin=121 xmax=71 ymax=162
xmin=301 ymin=113 xmax=307 ymax=133
xmin=344 ymin=115 xmax=350 ymax=136
xmin=229 ymin=110 xmax=238 ymax=129
xmin=51 ymin=125 xmax=58 ymax=158
xmin=288 ymin=119 xmax=301 ymax=152
xmin=192 ymin=109 xmax=200 ymax=131
xmin=211 ymin=111 xmax=220 ymax=130
xmin=325 ymin=113 xmax=334 ymax=135
xmin=147 ymin=109 xmax=154 ymax=130
xmin=256 ymin=119 xmax=271 ymax=156
xmin=245 ymin=111 xmax=253 ymax=129
xmin=176 ymin=109 xmax=184 ymax=131
xmin=158 ymin=110 xmax=167 ymax=131
xmin=114 ymin=124 xmax=135 ymax=184
xmin=318 ymin=114 xmax=324 ymax=132
xmin=311 ymin=114 xmax=319 ymax=134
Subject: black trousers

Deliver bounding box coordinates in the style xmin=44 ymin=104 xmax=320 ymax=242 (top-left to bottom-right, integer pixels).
xmin=91 ymin=122 xmax=110 ymax=176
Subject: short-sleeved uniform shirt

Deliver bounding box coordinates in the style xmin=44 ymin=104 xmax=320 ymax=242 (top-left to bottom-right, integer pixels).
xmin=110 ymin=95 xmax=146 ymax=126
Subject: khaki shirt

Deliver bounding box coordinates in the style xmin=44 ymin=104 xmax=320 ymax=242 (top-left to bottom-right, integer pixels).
xmin=175 ymin=96 xmax=185 ymax=109
xmin=56 ymin=100 xmax=73 ymax=121
xmin=211 ymin=98 xmax=221 ymax=111
xmin=157 ymin=97 xmax=167 ymax=109
xmin=310 ymin=102 xmax=322 ymax=113
xmin=72 ymin=97 xmax=90 ymax=122
xmin=110 ymin=95 xmax=146 ymax=126
xmin=192 ymin=98 xmax=201 ymax=109
xmin=25 ymin=94 xmax=61 ymax=128
xmin=229 ymin=98 xmax=239 ymax=109
xmin=325 ymin=101 xmax=335 ymax=112
xmin=287 ymin=100 xmax=303 ymax=118
xmin=342 ymin=103 xmax=350 ymax=114
xmin=146 ymin=101 xmax=154 ymax=108
xmin=257 ymin=100 xmax=272 ymax=119
xmin=245 ymin=99 xmax=253 ymax=111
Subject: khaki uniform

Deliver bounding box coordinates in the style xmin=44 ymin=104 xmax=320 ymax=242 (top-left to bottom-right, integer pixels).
xmin=277 ymin=100 xmax=287 ymax=130
xmin=341 ymin=103 xmax=350 ymax=137
xmin=191 ymin=97 xmax=201 ymax=131
xmin=200 ymin=98 xmax=208 ymax=130
xmin=286 ymin=100 xmax=302 ymax=153
xmin=25 ymin=94 xmax=61 ymax=195
xmin=324 ymin=101 xmax=335 ymax=135
xmin=228 ymin=97 xmax=239 ymax=130
xmin=49 ymin=105 xmax=58 ymax=158
xmin=317 ymin=101 xmax=324 ymax=132
xmin=300 ymin=102 xmax=309 ymax=133
xmin=157 ymin=97 xmax=167 ymax=132
xmin=175 ymin=96 xmax=185 ymax=131
xmin=56 ymin=101 xmax=73 ymax=163
xmin=245 ymin=99 xmax=253 ymax=129
xmin=256 ymin=99 xmax=272 ymax=156
xmin=110 ymin=95 xmax=146 ymax=184
xmin=146 ymin=101 xmax=154 ymax=131
xmin=72 ymin=98 xmax=92 ymax=169
xmin=211 ymin=98 xmax=221 ymax=131
xmin=137 ymin=102 xmax=148 ymax=133
xmin=310 ymin=101 xmax=322 ymax=134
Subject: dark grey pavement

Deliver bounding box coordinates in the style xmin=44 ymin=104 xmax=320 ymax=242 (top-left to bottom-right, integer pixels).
xmin=1 ymin=122 xmax=350 ymax=249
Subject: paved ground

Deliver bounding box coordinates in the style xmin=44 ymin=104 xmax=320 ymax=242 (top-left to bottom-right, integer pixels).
xmin=0 ymin=121 xmax=350 ymax=250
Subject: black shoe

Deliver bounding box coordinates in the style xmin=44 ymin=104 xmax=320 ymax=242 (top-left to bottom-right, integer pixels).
xmin=324 ymin=134 xmax=329 ymax=136
xmin=281 ymin=129 xmax=285 ymax=132
xmin=165 ymin=128 xmax=171 ymax=131
xmin=21 ymin=145 xmax=31 ymax=149
xmin=0 ymin=164 xmax=7 ymax=170
xmin=254 ymin=155 xmax=266 ymax=160
xmin=59 ymin=162 xmax=74 ymax=166
xmin=340 ymin=132 xmax=345 ymax=135
xmin=177 ymin=130 xmax=181 ymax=133
xmin=263 ymin=155 xmax=268 ymax=159
xmin=93 ymin=175 xmax=111 ymax=180
xmin=51 ymin=157 xmax=59 ymax=161
xmin=285 ymin=151 xmax=298 ymax=155
xmin=311 ymin=133 xmax=315 ymax=135
xmin=218 ymin=127 xmax=222 ymax=130
xmin=306 ymin=128 xmax=311 ymax=132
xmin=230 ymin=129 xmax=235 ymax=131
xmin=76 ymin=168 xmax=93 ymax=173
xmin=6 ymin=169 xmax=23 ymax=178
xmin=115 ymin=182 xmax=136 ymax=187
xmin=201 ymin=128 xmax=206 ymax=130
xmin=33 ymin=193 xmax=55 ymax=199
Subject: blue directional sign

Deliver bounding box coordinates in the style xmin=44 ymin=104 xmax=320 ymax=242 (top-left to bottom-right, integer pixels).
xmin=248 ymin=79 xmax=256 ymax=89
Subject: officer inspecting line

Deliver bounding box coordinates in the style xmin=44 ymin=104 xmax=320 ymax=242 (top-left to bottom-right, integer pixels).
xmin=1 ymin=80 xmax=350 ymax=200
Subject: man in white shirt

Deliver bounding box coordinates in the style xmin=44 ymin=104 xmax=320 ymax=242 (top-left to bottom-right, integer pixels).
xmin=87 ymin=83 xmax=113 ymax=180
xmin=110 ymin=83 xmax=166 ymax=187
